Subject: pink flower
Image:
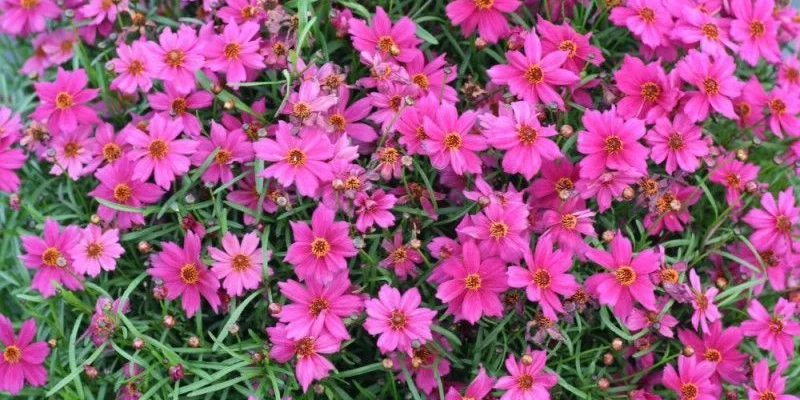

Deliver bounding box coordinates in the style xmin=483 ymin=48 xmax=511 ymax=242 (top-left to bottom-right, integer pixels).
xmin=688 ymin=269 xmax=721 ymax=333
xmin=495 ymin=352 xmax=557 ymax=400
xmin=481 ymin=101 xmax=562 ymax=179
xmin=324 ymin=89 xmax=377 ymax=143
xmin=646 ymin=114 xmax=709 ymax=174
xmin=0 ymin=0 xmax=59 ymax=35
xmin=678 ymin=321 xmax=748 ymax=385
xmin=537 ymin=17 xmax=604 ymax=73
xmin=662 ymin=356 xmax=719 ymax=400
xmin=267 ymin=324 xmax=339 ymax=392
xmin=777 ymin=57 xmax=800 ymax=90
xmin=445 ymin=366 xmax=493 ymax=400
xmin=672 ymin=9 xmax=737 ymax=57
xmin=354 ymin=189 xmax=397 ymax=233
xmin=70 ymin=224 xmax=124 ymax=277
xmin=148 ymin=84 xmax=213 ymax=137
xmin=363 ymin=284 xmax=436 ymax=353
xmin=85 ymin=297 xmax=128 ymax=346
xmin=379 ymin=231 xmax=424 ymax=279
xmin=730 ymin=0 xmax=781 ymax=66
xmin=284 ymin=205 xmax=357 ymax=284
xmin=575 ymin=169 xmax=642 ymax=213
xmin=404 ymin=54 xmax=458 ymax=102
xmin=348 ymin=6 xmax=422 ymax=63
xmin=742 ymin=189 xmax=798 ymax=253
xmin=643 ymin=182 xmax=701 ymax=234
xmin=49 ymin=124 xmax=94 ymax=180
xmin=764 ymin=86 xmax=800 ymax=137
xmin=539 ymin=196 xmax=597 ymax=256
xmin=277 ymin=275 xmax=363 ymax=340
xmin=208 ymin=232 xmax=265 ymax=297
xmin=708 ymin=154 xmax=760 ymax=208
xmin=397 ymin=93 xmax=439 ymax=155
xmin=487 ymin=31 xmax=579 ymax=109
xmin=585 ymin=232 xmax=660 ymax=318
xmin=192 ymin=122 xmax=253 ymax=185
xmin=255 ymin=122 xmax=335 ymax=197
xmin=31 ymin=68 xmax=100 ymax=134
xmin=19 ymin=218 xmax=82 ymax=298
xmin=204 ymin=21 xmax=265 ymax=83
xmin=217 ymin=0 xmax=265 ymax=24
xmin=507 ymin=235 xmax=579 ymax=320
xmin=747 ymin=360 xmax=800 ymax=400
xmin=741 ymin=298 xmax=800 ymax=362
xmin=0 ymin=315 xmax=49 ymax=395
xmin=89 ymin=158 xmax=165 ymax=229
xmin=445 ymin=0 xmax=520 ymax=43
xmin=0 ymin=132 xmax=25 ymax=193
xmin=147 ymin=232 xmax=221 ymax=317
xmin=148 ymin=25 xmax=204 ymax=92
xmin=614 ymin=55 xmax=679 ymax=123
xmin=457 ymin=202 xmax=529 ymax=262
xmin=676 ymin=50 xmax=744 ymax=122
xmin=576 ymin=107 xmax=648 ymax=178
xmin=226 ymin=174 xmax=280 ymax=225
xmin=126 ymin=113 xmax=197 ymax=189
xmin=529 ymin=158 xmax=579 ymax=209
xmin=609 ymin=0 xmax=672 ymax=48
xmin=80 ymin=0 xmax=127 ymax=25
xmin=625 ymin=296 xmax=679 ymax=337
xmin=393 ymin=337 xmax=452 ymax=395
xmin=422 ymin=102 xmax=486 ymax=175
xmin=0 ymin=106 xmax=22 ymax=139
xmin=89 ymin=122 xmax=128 ymax=168
xmin=734 ymin=77 xmax=768 ymax=132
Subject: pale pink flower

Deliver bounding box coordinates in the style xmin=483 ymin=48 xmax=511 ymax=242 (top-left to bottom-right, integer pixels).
xmin=445 ymin=0 xmax=520 ymax=43
xmin=267 ymin=324 xmax=339 ymax=392
xmin=147 ymin=84 xmax=213 ymax=137
xmin=19 ymin=218 xmax=82 ymax=298
xmin=110 ymin=41 xmax=155 ymax=94
xmin=495 ymin=352 xmax=557 ymax=400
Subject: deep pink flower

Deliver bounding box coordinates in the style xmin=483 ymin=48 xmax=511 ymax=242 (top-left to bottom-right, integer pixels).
xmin=741 ymin=298 xmax=800 ymax=362
xmin=625 ymin=296 xmax=679 ymax=337
xmin=277 ymin=275 xmax=363 ymax=340
xmin=537 ymin=17 xmax=604 ymax=73
xmin=529 ymin=158 xmax=579 ymax=209
xmin=148 ymin=84 xmax=213 ymax=137
xmin=354 ymin=189 xmax=397 ymax=233
xmin=148 ymin=25 xmax=205 ymax=91
xmin=575 ymin=169 xmax=642 ymax=213
xmin=585 ymin=232 xmax=660 ymax=318
xmin=0 ymin=315 xmax=49 ymax=395
xmin=217 ymin=0 xmax=265 ymax=24
xmin=19 ymin=218 xmax=82 ymax=298
xmin=487 ymin=31 xmax=579 ymax=109
xmin=777 ymin=57 xmax=800 ymax=90
xmin=734 ymin=77 xmax=768 ymax=132
xmin=379 ymin=231 xmax=424 ymax=280
xmin=393 ymin=337 xmax=452 ymax=395
xmin=85 ymin=297 xmax=129 ymax=346
xmin=576 ymin=107 xmax=649 ymax=178
xmin=89 ymin=157 xmax=165 ymax=229
xmin=614 ymin=55 xmax=679 ymax=123
xmin=348 ymin=6 xmax=422 ymax=63
xmin=266 ymin=324 xmax=339 ymax=392
xmin=708 ymin=154 xmax=760 ymax=208
xmin=495 ymin=352 xmax=557 ymax=400
xmin=204 ymin=21 xmax=265 ymax=83
xmin=79 ymin=0 xmax=127 ymax=25
xmin=445 ymin=366 xmax=493 ymax=400
xmin=672 ymin=9 xmax=737 ymax=57
xmin=397 ymin=93 xmax=440 ymax=156
xmin=688 ymin=269 xmax=721 ymax=333
xmin=678 ymin=321 xmax=748 ymax=385
xmin=730 ymin=0 xmax=781 ymax=66
xmin=422 ymin=102 xmax=486 ymax=176
xmin=49 ymin=124 xmax=94 ymax=180
xmin=539 ymin=196 xmax=596 ymax=256
xmin=676 ymin=50 xmax=744 ymax=122
xmin=747 ymin=359 xmax=800 ymax=400
xmin=646 ymin=114 xmax=709 ymax=175
xmin=0 ymin=0 xmax=59 ymax=35
xmin=404 ymin=54 xmax=458 ymax=102
xmin=445 ymin=0 xmax=520 ymax=43
xmin=324 ymin=88 xmax=377 ymax=143
xmin=226 ymin=174 xmax=281 ymax=225
xmin=284 ymin=205 xmax=357 ymax=284
xmin=126 ymin=113 xmax=197 ymax=189
xmin=363 ymin=284 xmax=436 ymax=353
xmin=764 ymin=86 xmax=800 ymax=137
xmin=208 ymin=232 xmax=265 ymax=297
xmin=662 ymin=356 xmax=719 ymax=400
xmin=147 ymin=232 xmax=221 ymax=318
xmin=457 ymin=202 xmax=529 ymax=262
xmin=742 ymin=189 xmax=798 ymax=253
xmin=192 ymin=122 xmax=253 ymax=184
xmin=0 ymin=131 xmax=25 ymax=193
xmin=70 ymin=224 xmax=124 ymax=277
xmin=609 ymin=0 xmax=672 ymax=48
xmin=88 ymin=122 xmax=128 ymax=169
xmin=31 ymin=68 xmax=100 ymax=134
xmin=643 ymin=182 xmax=701 ymax=234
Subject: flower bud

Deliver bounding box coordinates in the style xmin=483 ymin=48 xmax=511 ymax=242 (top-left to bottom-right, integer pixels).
xmin=137 ymin=241 xmax=151 ymax=254
xmin=84 ymin=365 xmax=99 ymax=379
xmin=90 ymin=214 xmax=101 ymax=224
xmin=603 ymin=352 xmax=614 ymax=366
xmin=133 ymin=337 xmax=145 ymax=350
xmin=169 ymin=364 xmax=185 ymax=381
xmin=229 ymin=323 xmax=240 ymax=335
xmin=683 ymin=345 xmax=695 ymax=357
xmin=736 ymin=148 xmax=748 ymax=161
xmin=187 ymin=336 xmax=200 ymax=348
xmin=597 ymin=377 xmax=610 ymax=390
xmin=611 ymin=337 xmax=624 ymax=351
xmin=602 ymin=230 xmax=615 ymax=243
xmin=382 ymin=358 xmax=394 ymax=369
xmin=163 ymin=315 xmax=176 ymax=328
xmin=520 ymin=354 xmax=533 ymax=365
xmin=622 ymin=186 xmax=635 ymax=200
xmin=224 ymin=99 xmax=235 ymax=110
xmin=559 ymin=124 xmax=574 ymax=138
xmin=268 ymin=303 xmax=282 ymax=315
xmin=48 ymin=338 xmax=57 ymax=348
xmin=715 ymin=276 xmax=728 ymax=289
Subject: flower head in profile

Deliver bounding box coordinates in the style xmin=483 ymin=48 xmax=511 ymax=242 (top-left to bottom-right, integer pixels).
xmin=646 ymin=114 xmax=709 ymax=175
xmin=31 ymin=68 xmax=100 ymax=134
xmin=614 ymin=55 xmax=679 ymax=123
xmin=0 ymin=315 xmax=50 ymax=395
xmin=204 ymin=21 xmax=266 ymax=83
xmin=576 ymin=107 xmax=649 ymax=178
xmin=676 ymin=50 xmax=744 ymax=122
xmin=747 ymin=360 xmax=800 ymax=400
xmin=348 ymin=6 xmax=422 ymax=63
xmin=422 ymin=102 xmax=486 ymax=176
xmin=364 ymin=285 xmax=436 ymax=353
xmin=266 ymin=323 xmax=339 ymax=393
xmin=126 ymin=114 xmax=197 ymax=189
xmin=743 ymin=189 xmax=798 ymax=253
xmin=740 ymin=298 xmax=800 ymax=363
xmin=662 ymin=356 xmax=719 ymax=400
xmin=445 ymin=0 xmax=521 ymax=43
xmin=19 ymin=219 xmax=83 ymax=298
xmin=495 ymin=352 xmax=557 ymax=400
xmin=208 ymin=232 xmax=265 ymax=297
xmin=89 ymin=157 xmax=165 ymax=229
xmin=678 ymin=321 xmax=748 ymax=385
xmin=284 ymin=205 xmax=357 ymax=284
xmin=277 ymin=275 xmax=364 ymax=340
xmin=70 ymin=224 xmax=124 ymax=278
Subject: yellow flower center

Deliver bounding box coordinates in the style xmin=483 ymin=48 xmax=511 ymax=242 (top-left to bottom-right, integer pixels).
xmin=113 ymin=183 xmax=132 ymax=202
xmin=148 ymin=139 xmax=169 ymax=160
xmin=55 ymin=92 xmax=74 ymax=110
xmin=286 ymin=148 xmax=307 ymax=167
xmin=464 ymin=273 xmax=482 ymax=290
xmin=615 ymin=266 xmax=636 ymax=286
xmin=42 ymin=247 xmax=62 ymax=267
xmin=2 ymin=345 xmax=21 ymax=364
xmin=179 ymin=263 xmax=200 ymax=284
xmin=524 ymin=64 xmax=544 ymax=85
xmin=310 ymin=238 xmax=330 ymax=257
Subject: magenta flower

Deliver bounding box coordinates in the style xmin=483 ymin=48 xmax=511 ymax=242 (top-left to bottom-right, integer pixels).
xmin=147 ymin=232 xmax=221 ymax=318
xmin=277 ymin=275 xmax=364 ymax=340
xmin=457 ymin=202 xmax=529 ymax=262
xmin=88 ymin=122 xmax=128 ymax=168
xmin=730 ymin=0 xmax=781 ymax=66
xmin=204 ymin=21 xmax=265 ymax=83
xmin=48 ymin=125 xmax=94 ymax=180
xmin=676 ymin=50 xmax=744 ymax=122
xmin=379 ymin=230 xmax=424 ymax=280
xmin=445 ymin=366 xmax=493 ymax=400
xmin=354 ymin=189 xmax=397 ymax=233
xmin=393 ymin=337 xmax=452 ymax=395
xmin=741 ymin=298 xmax=800 ymax=362
xmin=688 ymin=269 xmax=721 ymax=333
xmin=148 ymin=84 xmax=213 ymax=137
xmin=743 ymin=189 xmax=798 ymax=253
xmin=662 ymin=356 xmax=719 ymax=400
xmin=404 ymin=54 xmax=458 ymax=103
xmin=0 ymin=0 xmax=59 ymax=35
xmin=397 ymin=93 xmax=439 ymax=156
xmin=678 ymin=321 xmax=748 ymax=385
xmin=747 ymin=360 xmax=800 ymax=400
xmin=363 ymin=284 xmax=436 ymax=353
xmin=255 ymin=122 xmax=335 ymax=197
xmin=192 ymin=122 xmax=253 ymax=185
xmin=110 ymin=40 xmax=158 ymax=94
xmin=0 ymin=132 xmax=25 ymax=194
xmin=672 ymin=9 xmax=737 ymax=57
xmin=529 ymin=158 xmax=579 ymax=209
xmin=422 ymin=102 xmax=486 ymax=176
xmin=576 ymin=107 xmax=649 ymax=178
xmin=89 ymin=158 xmax=165 ymax=229
xmin=614 ymin=55 xmax=679 ymax=123
xmin=217 ymin=0 xmax=264 ymax=24
xmin=507 ymin=235 xmax=579 ymax=320
xmin=625 ymin=296 xmax=679 ymax=337
xmin=585 ymin=232 xmax=660 ymax=318
xmin=0 ymin=315 xmax=49 ymax=395
xmin=267 ymin=323 xmax=339 ymax=392
xmin=537 ymin=17 xmax=604 ymax=73
xmin=70 ymin=224 xmax=124 ymax=278
xmin=764 ymin=86 xmax=800 ymax=137
xmin=643 ymin=182 xmax=701 ymax=235
xmin=85 ymin=297 xmax=128 ymax=346
xmin=445 ymin=0 xmax=520 ymax=43
xmin=539 ymin=196 xmax=597 ymax=256
xmin=283 ymin=81 xmax=338 ymax=126
xmin=79 ymin=0 xmax=127 ymax=25
xmin=19 ymin=218 xmax=82 ymax=298
xmin=126 ymin=114 xmax=197 ymax=189
xmin=575 ymin=169 xmax=642 ymax=213
xmin=609 ymin=0 xmax=672 ymax=48
xmin=148 ymin=25 xmax=204 ymax=91
xmin=324 ymin=89 xmax=377 ymax=143
xmin=708 ymin=154 xmax=760 ymax=208
xmin=31 ymin=68 xmax=100 ymax=134
xmin=481 ymin=101 xmax=562 ymax=179
xmin=348 ymin=6 xmax=422 ymax=63
xmin=646 ymin=114 xmax=709 ymax=175
xmin=284 ymin=205 xmax=357 ymax=284
xmin=208 ymin=232 xmax=265 ymax=297
xmin=487 ymin=31 xmax=579 ymax=109
xmin=495 ymin=352 xmax=557 ymax=400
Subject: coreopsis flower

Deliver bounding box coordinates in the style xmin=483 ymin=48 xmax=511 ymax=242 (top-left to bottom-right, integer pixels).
xmin=730 ymin=0 xmax=781 ymax=66
xmin=576 ymin=107 xmax=649 ymax=178
xmin=191 ymin=122 xmax=253 ymax=185
xmin=481 ymin=101 xmax=562 ymax=179
xmin=117 ymin=363 xmax=144 ymax=400
xmin=734 ymin=77 xmax=768 ymax=132
xmin=148 ymin=84 xmax=213 ymax=137
xmin=354 ymin=189 xmax=397 ymax=233
xmin=457 ymin=202 xmax=529 ymax=262
xmin=404 ymin=54 xmax=458 ymax=102
xmin=575 ymin=169 xmax=642 ymax=213
xmin=208 ymin=232 xmax=265 ymax=297
xmin=662 ymin=356 xmax=719 ymax=400
xmin=677 ymin=321 xmax=748 ymax=385
xmin=708 ymin=154 xmax=760 ymax=209
xmin=0 ymin=132 xmax=25 ymax=194
xmin=147 ymin=232 xmax=221 ymax=317
xmin=495 ymin=352 xmax=557 ymax=400
xmin=688 ymin=269 xmax=721 ymax=333
xmin=88 ymin=122 xmax=128 ymax=168
xmin=445 ymin=0 xmax=521 ymax=43
xmin=644 ymin=183 xmax=700 ymax=234
xmin=435 ymin=240 xmax=508 ymax=324
xmin=740 ymin=298 xmax=800 ymax=362
xmin=445 ymin=366 xmax=493 ymax=400
xmin=31 ymin=68 xmax=100 ymax=134
xmin=324 ymin=89 xmax=377 ymax=143
xmin=487 ymin=31 xmax=579 ymax=109
xmin=204 ymin=21 xmax=266 ymax=83
xmin=537 ymin=17 xmax=604 ymax=73
xmin=277 ymin=275 xmax=364 ymax=340
xmin=585 ymin=232 xmax=660 ymax=318
xmin=729 ymin=242 xmax=792 ymax=293
xmin=609 ymin=0 xmax=672 ymax=48
xmin=764 ymin=86 xmax=800 ymax=137
xmin=217 ymin=0 xmax=265 ymax=24
xmin=0 ymin=106 xmax=22 ymax=139
xmin=126 ymin=114 xmax=198 ymax=189
xmin=397 ymin=93 xmax=440 ymax=156
xmin=266 ymin=323 xmax=339 ymax=393
xmin=49 ymin=124 xmax=94 ymax=180
xmin=393 ymin=337 xmax=452 ymax=395
xmin=529 ymin=158 xmax=579 ymax=209
xmin=676 ymin=50 xmax=744 ymax=122
xmin=254 ymin=122 xmax=335 ymax=197
xmin=148 ymin=25 xmax=204 ymax=91
xmin=507 ymin=235 xmax=579 ymax=320
xmin=625 ymin=296 xmax=679 ymax=337
xmin=79 ymin=0 xmax=127 ymax=25
xmin=0 ymin=0 xmax=59 ymax=36
xmin=614 ymin=55 xmax=679 ymax=123
xmin=85 ymin=297 xmax=128 ymax=346
xmin=0 ymin=315 xmax=50 ymax=395
xmin=348 ymin=6 xmax=422 ymax=63
xmin=363 ymin=284 xmax=436 ymax=353
xmin=21 ymin=35 xmax=52 ymax=76
xmin=70 ymin=224 xmax=124 ymax=277
xmin=284 ymin=205 xmax=357 ymax=284
xmin=539 ymin=196 xmax=596 ymax=256
xmin=227 ymin=174 xmax=281 ymax=225
xmin=422 ymin=102 xmax=486 ymax=176
xmin=646 ymin=114 xmax=709 ymax=175
xmin=19 ymin=218 xmax=82 ymax=298
xmin=379 ymin=230 xmax=423 ymax=279
xmin=671 ymin=9 xmax=737 ymax=57
xmin=40 ymin=29 xmax=75 ymax=65
xmin=777 ymin=57 xmax=800 ymax=90
xmin=89 ymin=158 xmax=165 ymax=229
xmin=747 ymin=360 xmax=800 ymax=400
xmin=743 ymin=189 xmax=798 ymax=253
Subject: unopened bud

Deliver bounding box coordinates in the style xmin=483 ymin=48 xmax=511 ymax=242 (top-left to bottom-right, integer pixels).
xmin=745 ymin=181 xmax=759 ymax=194
xmin=669 ymin=199 xmax=682 ymax=211
xmin=229 ymin=323 xmax=240 ymax=335
xmin=409 ymin=239 xmax=422 ymax=249
xmin=474 ymin=37 xmax=488 ymax=50
xmin=223 ymin=99 xmax=235 ymax=110
xmin=715 ymin=276 xmax=728 ymax=289
xmin=559 ymin=125 xmax=574 ymax=138
xmin=163 ymin=315 xmax=176 ymax=328
xmin=683 ymin=345 xmax=695 ymax=357
xmin=84 ymin=365 xmax=99 ymax=379
xmin=48 ymin=338 xmax=57 ymax=348
xmin=382 ymin=358 xmax=394 ymax=369
xmin=187 ymin=336 xmax=200 ymax=348
xmin=622 ymin=186 xmax=635 ymax=200
xmin=268 ymin=303 xmax=282 ymax=315
xmin=133 ymin=337 xmax=145 ymax=350
xmin=597 ymin=377 xmax=610 ymax=390
xmin=736 ymin=148 xmax=748 ymax=161
xmin=401 ymin=155 xmax=413 ymax=167
xmin=603 ymin=352 xmax=614 ymax=365
xmin=520 ymin=354 xmax=533 ymax=365
xmin=90 ymin=214 xmax=101 ymax=224
xmin=138 ymin=241 xmax=151 ymax=254
xmin=611 ymin=338 xmax=624 ymax=351
xmin=169 ymin=364 xmax=185 ymax=381
xmin=602 ymin=230 xmax=615 ymax=243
